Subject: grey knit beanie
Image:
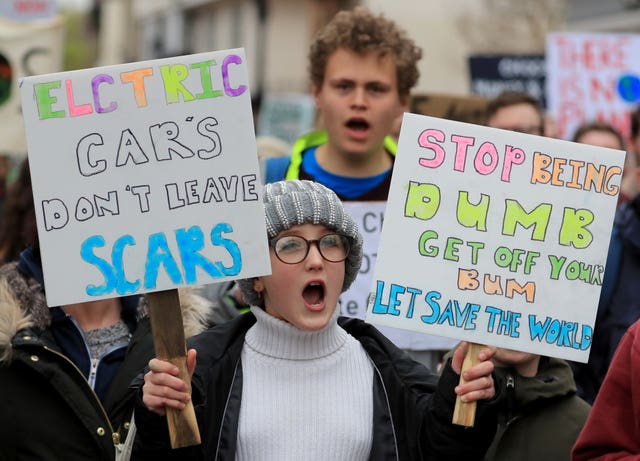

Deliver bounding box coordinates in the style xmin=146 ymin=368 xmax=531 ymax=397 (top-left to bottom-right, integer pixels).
xmin=238 ymin=180 xmax=363 ymax=306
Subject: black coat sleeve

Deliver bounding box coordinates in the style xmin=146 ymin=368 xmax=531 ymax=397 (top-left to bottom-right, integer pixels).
xmin=418 ymin=359 xmax=499 ymax=461
xmin=130 ymin=372 xmax=203 ymax=461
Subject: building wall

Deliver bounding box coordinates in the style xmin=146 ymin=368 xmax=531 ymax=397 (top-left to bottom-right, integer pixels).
xmin=263 ymin=0 xmax=314 ymax=93
xmin=565 ymin=0 xmax=640 ymax=32
xmin=127 ymin=0 xmax=640 ymax=100
xmin=131 ymin=0 xmax=353 ymax=95
xmin=363 ymin=0 xmax=471 ymax=95
xmin=185 ymin=0 xmax=260 ymax=91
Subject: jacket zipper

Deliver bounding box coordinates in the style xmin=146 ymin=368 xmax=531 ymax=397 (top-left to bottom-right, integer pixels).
xmin=505 ymin=374 xmax=515 ymax=424
xmin=215 ymin=357 xmax=241 ymax=459
xmin=89 ymin=358 xmax=99 ymax=389
xmin=43 ymin=345 xmax=119 ymax=445
xmin=484 ymin=374 xmax=516 ymax=461
xmin=370 ymin=360 xmax=400 ymax=461
xmin=66 ymin=316 xmax=128 ymax=391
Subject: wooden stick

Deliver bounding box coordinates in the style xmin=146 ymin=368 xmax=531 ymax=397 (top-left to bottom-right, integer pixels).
xmin=147 ymin=289 xmax=201 ymax=448
xmin=452 ymin=342 xmax=483 ymax=427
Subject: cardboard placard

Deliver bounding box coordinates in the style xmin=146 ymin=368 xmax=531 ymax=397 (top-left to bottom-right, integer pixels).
xmin=367 ymin=113 xmax=624 ymax=363
xmin=20 ymin=49 xmax=271 ymax=306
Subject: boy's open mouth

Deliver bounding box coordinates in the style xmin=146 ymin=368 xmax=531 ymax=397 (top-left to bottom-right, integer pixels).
xmin=303 ymin=282 xmax=325 ymax=306
xmin=346 ymin=118 xmax=370 ymax=131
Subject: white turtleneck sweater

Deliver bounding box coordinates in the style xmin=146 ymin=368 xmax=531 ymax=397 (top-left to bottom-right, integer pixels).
xmin=235 ymin=306 xmax=374 ymax=460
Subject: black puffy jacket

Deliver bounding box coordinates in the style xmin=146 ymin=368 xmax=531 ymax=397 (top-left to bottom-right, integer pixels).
xmin=133 ymin=312 xmax=498 ymax=461
xmin=0 ymin=249 xmax=212 ymax=461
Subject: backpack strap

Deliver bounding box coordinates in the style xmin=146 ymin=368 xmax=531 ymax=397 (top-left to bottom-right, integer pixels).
xmin=263 ymin=156 xmax=292 ymax=183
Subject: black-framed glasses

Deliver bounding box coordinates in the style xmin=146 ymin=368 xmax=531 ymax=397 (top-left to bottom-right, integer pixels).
xmin=269 ymin=233 xmax=351 ymax=264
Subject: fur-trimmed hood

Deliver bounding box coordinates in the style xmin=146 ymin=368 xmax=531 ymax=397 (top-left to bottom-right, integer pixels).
xmin=0 ymin=277 xmax=32 ymax=363
xmin=0 ymin=261 xmax=215 ymax=364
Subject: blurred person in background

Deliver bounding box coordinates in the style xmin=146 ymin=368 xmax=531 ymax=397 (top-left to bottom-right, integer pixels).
xmin=0 ymin=159 xmax=38 ymax=264
xmin=0 ymin=155 xmax=9 ymax=216
xmin=0 ymin=157 xmax=214 ymax=460
xmin=572 ymin=121 xmax=626 ymax=150
xmin=263 ymin=6 xmax=420 ymax=195
xmin=481 ymin=349 xmax=589 ymax=461
xmin=572 ymin=317 xmax=640 ymax=460
xmin=572 ymin=121 xmax=630 ymax=205
xmin=484 ymin=90 xmax=544 ymax=136
xmin=624 ymin=106 xmax=640 ymax=200
xmin=255 ymin=135 xmax=291 ymax=160
xmin=214 ymin=6 xmax=451 ymax=369
xmin=479 ymin=91 xmax=590 ymax=461
xmin=0 ymin=155 xmax=9 ymax=215
xmin=568 ymin=118 xmax=640 ymax=405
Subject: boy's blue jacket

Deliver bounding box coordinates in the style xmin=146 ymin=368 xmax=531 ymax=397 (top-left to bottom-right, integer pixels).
xmin=263 ymin=130 xmax=397 ymax=201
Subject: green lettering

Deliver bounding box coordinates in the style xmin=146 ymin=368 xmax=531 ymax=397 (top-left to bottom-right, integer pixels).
xmin=457 ymin=191 xmax=489 ymax=231
xmin=404 ymin=181 xmax=440 ymax=220
xmin=34 ymin=81 xmax=65 ymax=119
xmin=418 ymin=230 xmax=439 ymax=257
xmin=443 ymin=237 xmax=463 ymax=262
xmin=548 ymin=254 xmax=566 ymax=280
xmin=191 ymin=60 xmax=223 ymax=100
xmin=559 ymin=208 xmax=593 ymax=249
xmin=503 ymin=200 xmax=551 ymax=241
xmin=161 ymin=64 xmax=195 ymax=104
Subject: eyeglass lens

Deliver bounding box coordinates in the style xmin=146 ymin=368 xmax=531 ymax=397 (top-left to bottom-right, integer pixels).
xmin=272 ymin=234 xmax=350 ymax=264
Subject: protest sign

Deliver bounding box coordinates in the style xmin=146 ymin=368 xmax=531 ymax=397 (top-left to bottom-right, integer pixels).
xmin=339 ymin=202 xmax=384 ymax=317
xmin=546 ymin=32 xmax=640 ymax=140
xmin=19 ymin=49 xmax=271 ymax=307
xmin=341 ymin=201 xmax=458 ymax=352
xmin=366 ymin=113 xmax=624 ymax=363
xmin=469 ymin=54 xmax=546 ymax=108
xmin=0 ymin=16 xmax=64 ymax=155
xmin=0 ymin=0 xmax=57 ymax=22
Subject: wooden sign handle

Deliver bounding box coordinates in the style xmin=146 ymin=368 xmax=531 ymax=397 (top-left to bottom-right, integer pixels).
xmin=147 ymin=289 xmax=201 ymax=448
xmin=452 ymin=342 xmax=483 ymax=427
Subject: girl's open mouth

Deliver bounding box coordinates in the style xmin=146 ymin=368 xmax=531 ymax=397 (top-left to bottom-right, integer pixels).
xmin=303 ymin=281 xmax=325 ymax=306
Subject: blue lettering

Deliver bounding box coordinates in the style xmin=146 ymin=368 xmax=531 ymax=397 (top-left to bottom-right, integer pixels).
xmin=175 ymin=226 xmax=222 ymax=283
xmin=528 ymin=315 xmax=592 ymax=350
xmin=557 ymin=321 xmax=576 ymax=347
xmin=580 ymin=325 xmax=593 ymax=350
xmin=546 ymin=319 xmax=561 ymax=343
xmin=81 ymin=223 xmax=245 ymax=296
xmin=529 ymin=315 xmax=549 ymax=341
xmin=371 ymin=280 xmax=389 ymax=314
xmin=144 ymin=232 xmax=183 ymax=289
xmin=388 ymin=284 xmax=404 ymax=316
xmin=370 ymin=281 xmax=403 ymax=316
xmin=485 ymin=306 xmax=501 ymax=333
xmin=420 ymin=291 xmax=441 ymax=324
xmin=405 ymin=287 xmax=422 ymax=318
xmin=211 ymin=223 xmax=242 ymax=276
xmin=81 ymin=235 xmax=117 ymax=296
xmin=439 ymin=300 xmax=456 ymax=326
xmin=465 ymin=304 xmax=480 ymax=330
xmin=112 ymin=234 xmax=140 ymax=294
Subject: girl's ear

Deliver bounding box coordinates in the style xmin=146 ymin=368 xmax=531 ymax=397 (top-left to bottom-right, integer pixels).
xmin=253 ymin=279 xmax=264 ymax=293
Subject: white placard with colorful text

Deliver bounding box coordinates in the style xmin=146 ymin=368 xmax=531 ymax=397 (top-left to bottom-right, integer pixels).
xmin=546 ymin=32 xmax=640 ymax=139
xmin=367 ymin=113 xmax=624 ymax=362
xmin=341 ymin=201 xmax=457 ymax=351
xmin=20 ymin=49 xmax=271 ymax=306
